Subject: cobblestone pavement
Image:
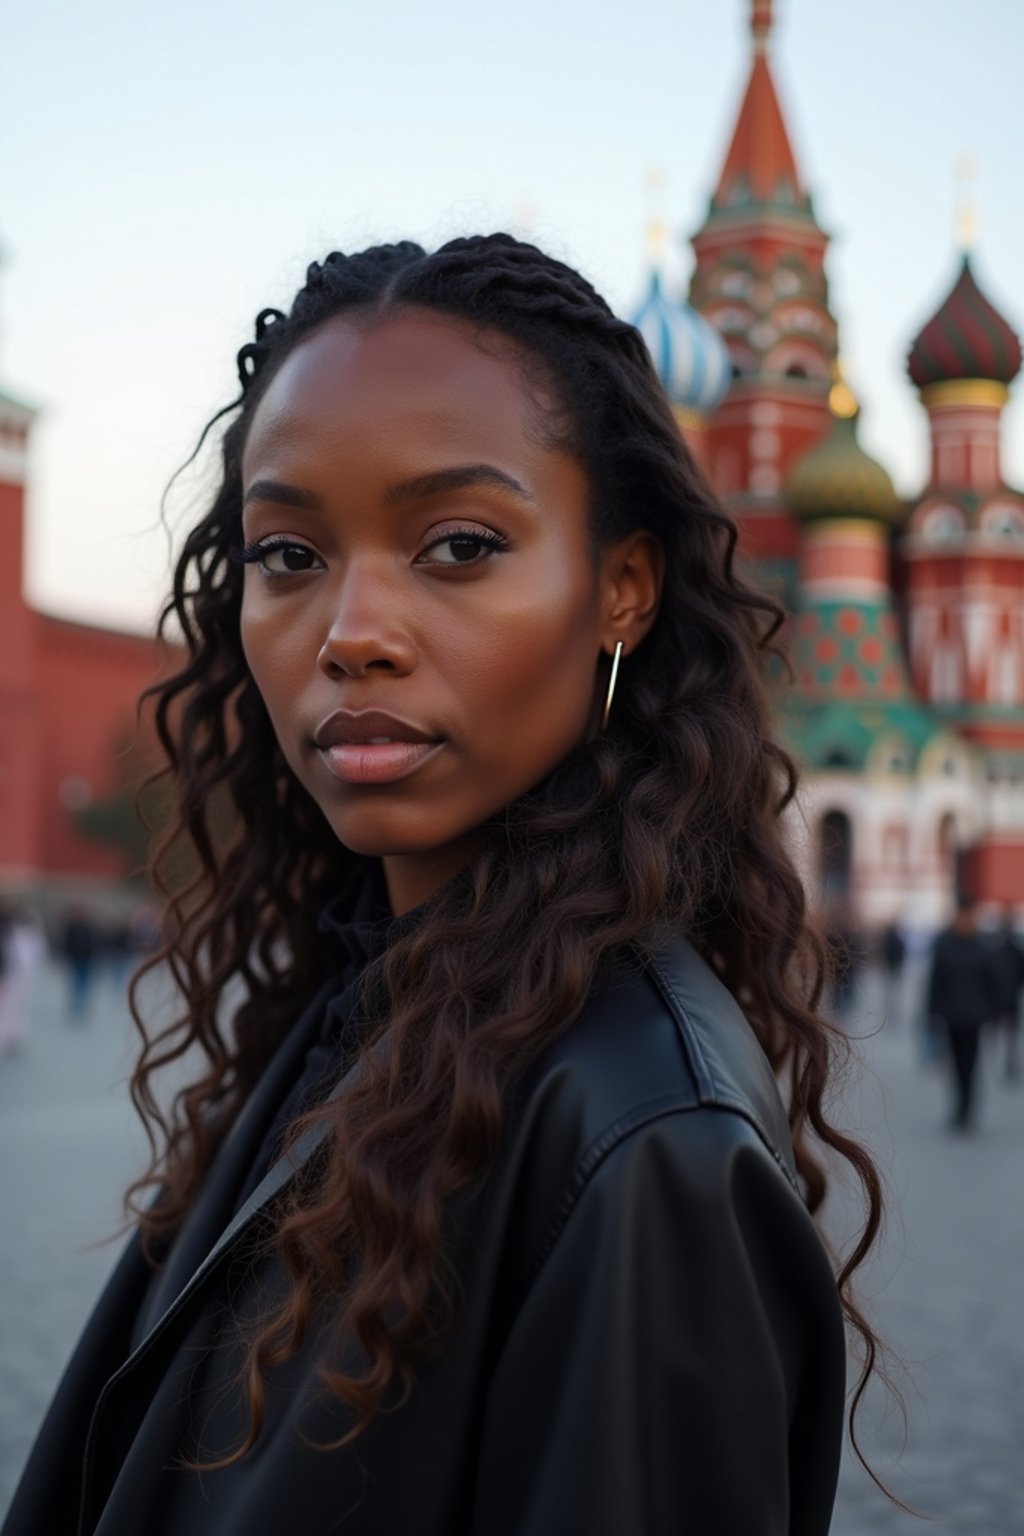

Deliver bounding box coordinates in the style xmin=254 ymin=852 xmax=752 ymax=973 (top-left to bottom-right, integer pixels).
xmin=1 ymin=957 xmax=1021 ymax=1531
xmin=824 ymin=960 xmax=1024 ymax=1535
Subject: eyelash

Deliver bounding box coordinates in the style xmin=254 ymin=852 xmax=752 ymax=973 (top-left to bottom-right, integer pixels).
xmin=422 ymin=526 xmax=509 ymax=565
xmin=234 ymin=526 xmax=510 ymax=577
xmin=234 ymin=537 xmax=317 ymax=576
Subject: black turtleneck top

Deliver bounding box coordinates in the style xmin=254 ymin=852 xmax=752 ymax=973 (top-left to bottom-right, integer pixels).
xmin=230 ymin=862 xmax=403 ymax=1217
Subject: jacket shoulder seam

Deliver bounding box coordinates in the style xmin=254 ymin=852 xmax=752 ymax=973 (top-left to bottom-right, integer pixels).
xmin=645 ymin=951 xmax=799 ymax=1196
xmin=645 ymin=951 xmax=720 ymax=1100
xmin=526 ymin=1097 xmax=788 ymax=1286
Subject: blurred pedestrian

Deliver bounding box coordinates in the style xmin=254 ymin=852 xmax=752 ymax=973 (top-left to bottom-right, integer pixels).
xmin=0 ymin=898 xmax=14 ymax=1047
xmin=102 ymin=916 xmax=136 ymax=993
xmin=60 ymin=905 xmax=100 ymax=1021
xmin=0 ymin=901 xmax=46 ymax=1056
xmin=926 ymin=899 xmax=1001 ymax=1131
xmin=983 ymin=911 xmax=1024 ymax=1083
xmin=878 ymin=918 xmax=906 ymax=1026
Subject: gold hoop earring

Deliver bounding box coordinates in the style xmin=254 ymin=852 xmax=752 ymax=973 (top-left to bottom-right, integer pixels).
xmin=602 ymin=640 xmax=624 ymax=732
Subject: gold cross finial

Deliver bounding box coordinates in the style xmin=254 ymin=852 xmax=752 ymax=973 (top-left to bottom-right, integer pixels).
xmin=646 ymin=167 xmax=668 ymax=264
xmin=954 ymin=153 xmax=978 ymax=252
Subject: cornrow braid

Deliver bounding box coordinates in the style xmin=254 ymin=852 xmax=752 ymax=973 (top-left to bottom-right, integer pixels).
xmin=404 ymin=233 xmax=645 ymax=351
xmin=232 ymin=233 xmax=655 ymax=409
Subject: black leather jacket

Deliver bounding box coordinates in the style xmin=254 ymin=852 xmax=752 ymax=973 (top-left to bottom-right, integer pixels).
xmin=5 ymin=937 xmax=847 ymax=1536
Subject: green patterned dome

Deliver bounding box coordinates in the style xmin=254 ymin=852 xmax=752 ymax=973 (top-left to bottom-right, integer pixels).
xmin=787 ymin=407 xmax=899 ymax=523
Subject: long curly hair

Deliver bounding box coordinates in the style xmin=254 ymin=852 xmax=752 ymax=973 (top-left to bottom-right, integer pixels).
xmin=127 ymin=232 xmax=895 ymax=1488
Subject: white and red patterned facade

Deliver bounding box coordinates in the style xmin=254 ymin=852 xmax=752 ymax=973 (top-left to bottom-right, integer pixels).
xmin=901 ymin=260 xmax=1024 ymax=902
xmin=658 ymin=0 xmax=1024 ymax=918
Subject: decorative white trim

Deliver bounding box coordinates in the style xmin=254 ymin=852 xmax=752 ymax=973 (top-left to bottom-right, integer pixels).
xmin=904 ymin=533 xmax=1024 ymax=561
xmin=0 ymin=443 xmax=28 ymax=484
xmin=801 ymin=575 xmax=887 ymax=601
xmin=0 ymin=399 xmax=36 ymax=430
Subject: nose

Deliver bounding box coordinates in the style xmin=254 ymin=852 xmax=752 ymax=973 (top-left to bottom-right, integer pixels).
xmin=315 ymin=566 xmax=417 ymax=680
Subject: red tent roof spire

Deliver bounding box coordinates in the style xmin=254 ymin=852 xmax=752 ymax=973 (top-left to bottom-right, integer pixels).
xmin=711 ymin=1 xmax=806 ymax=213
xmin=751 ymin=0 xmax=774 ymax=50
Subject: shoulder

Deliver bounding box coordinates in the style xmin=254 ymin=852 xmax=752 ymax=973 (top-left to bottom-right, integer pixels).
xmin=512 ymin=934 xmax=796 ymax=1185
xmin=492 ymin=936 xmax=801 ymax=1276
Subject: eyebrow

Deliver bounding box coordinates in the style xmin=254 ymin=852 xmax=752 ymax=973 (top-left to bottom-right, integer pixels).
xmin=383 ymin=464 xmax=535 ymax=507
xmin=242 ymin=464 xmax=535 ymax=512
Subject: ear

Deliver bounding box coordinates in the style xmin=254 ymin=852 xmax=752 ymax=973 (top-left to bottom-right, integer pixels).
xmin=598 ymin=531 xmax=664 ymax=657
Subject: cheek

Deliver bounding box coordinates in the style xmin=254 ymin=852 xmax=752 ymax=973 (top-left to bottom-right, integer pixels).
xmin=240 ymin=595 xmax=311 ymax=734
xmin=450 ymin=564 xmax=600 ymax=757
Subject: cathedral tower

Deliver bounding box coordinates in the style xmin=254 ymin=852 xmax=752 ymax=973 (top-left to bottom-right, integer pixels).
xmin=688 ymin=0 xmax=837 ymax=598
xmin=783 ymin=385 xmax=979 ymax=925
xmin=902 ymin=246 xmax=1024 ymax=902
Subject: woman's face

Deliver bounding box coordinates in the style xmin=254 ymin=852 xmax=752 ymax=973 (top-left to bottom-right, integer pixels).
xmin=239 ymin=309 xmax=652 ymax=912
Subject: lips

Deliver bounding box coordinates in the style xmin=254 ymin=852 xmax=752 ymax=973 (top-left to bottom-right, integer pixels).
xmin=313 ymin=709 xmax=439 ymax=749
xmin=313 ymin=709 xmax=444 ymax=786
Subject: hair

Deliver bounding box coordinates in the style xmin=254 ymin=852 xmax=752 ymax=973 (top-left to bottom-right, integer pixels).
xmin=128 ymin=233 xmax=899 ymax=1494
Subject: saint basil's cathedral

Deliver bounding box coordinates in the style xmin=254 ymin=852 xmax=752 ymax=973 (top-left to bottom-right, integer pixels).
xmin=632 ymin=0 xmax=1024 ymax=927
xmin=1 ymin=0 xmax=1022 ymax=928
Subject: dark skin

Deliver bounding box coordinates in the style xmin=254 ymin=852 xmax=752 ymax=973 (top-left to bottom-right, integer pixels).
xmin=239 ymin=309 xmax=663 ymax=916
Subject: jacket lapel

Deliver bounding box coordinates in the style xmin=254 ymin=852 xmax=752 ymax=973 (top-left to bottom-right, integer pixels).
xmin=116 ymin=979 xmax=382 ymax=1374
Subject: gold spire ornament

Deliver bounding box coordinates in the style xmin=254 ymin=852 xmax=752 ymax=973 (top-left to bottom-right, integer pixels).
xmin=828 ymin=358 xmax=859 ymax=419
xmin=646 ymin=167 xmax=668 ymax=265
xmin=954 ymin=153 xmax=978 ymax=253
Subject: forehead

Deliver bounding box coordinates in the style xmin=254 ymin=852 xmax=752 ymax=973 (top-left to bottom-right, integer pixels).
xmin=242 ymin=310 xmax=554 ymax=473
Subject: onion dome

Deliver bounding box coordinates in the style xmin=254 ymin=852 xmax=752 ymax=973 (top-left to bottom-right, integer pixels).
xmin=630 ymin=269 xmax=732 ymax=414
xmin=787 ymin=385 xmax=899 ymax=523
xmin=908 ymin=254 xmax=1022 ymax=389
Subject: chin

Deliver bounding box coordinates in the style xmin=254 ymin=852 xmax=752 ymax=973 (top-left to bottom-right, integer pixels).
xmin=319 ymin=802 xmax=469 ymax=860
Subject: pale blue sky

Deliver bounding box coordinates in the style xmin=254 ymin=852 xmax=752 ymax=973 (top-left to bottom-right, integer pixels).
xmin=2 ymin=0 xmax=1021 ymax=630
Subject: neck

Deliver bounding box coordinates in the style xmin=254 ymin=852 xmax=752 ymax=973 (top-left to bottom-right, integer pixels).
xmin=382 ymin=831 xmax=485 ymax=916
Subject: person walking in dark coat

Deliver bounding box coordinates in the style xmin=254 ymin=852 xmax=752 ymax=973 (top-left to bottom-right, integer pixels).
xmin=60 ymin=905 xmax=100 ymax=1020
xmin=983 ymin=911 xmax=1024 ymax=1082
xmin=878 ymin=918 xmax=907 ymax=1026
xmin=926 ymin=900 xmax=1001 ymax=1130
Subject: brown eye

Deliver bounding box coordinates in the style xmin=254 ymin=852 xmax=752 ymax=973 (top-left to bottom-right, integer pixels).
xmin=238 ymin=539 xmax=323 ymax=577
xmin=419 ymin=528 xmax=509 ymax=566
xmin=265 ymin=544 xmax=318 ymax=573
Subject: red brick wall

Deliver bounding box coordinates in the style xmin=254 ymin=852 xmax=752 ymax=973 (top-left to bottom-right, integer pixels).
xmin=27 ymin=614 xmax=174 ymax=879
xmin=0 ymin=477 xmax=43 ymax=876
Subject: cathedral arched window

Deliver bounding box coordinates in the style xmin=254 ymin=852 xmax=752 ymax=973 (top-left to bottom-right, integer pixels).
xmin=720 ymin=271 xmax=752 ymax=299
xmin=712 ymin=306 xmax=750 ymax=333
xmin=767 ymin=341 xmax=827 ymax=381
xmin=883 ymin=823 xmax=908 ymax=869
xmin=938 ymin=810 xmax=954 ymax=852
xmin=821 ymin=748 xmax=856 ymax=768
xmin=919 ymin=505 xmax=965 ymax=543
xmin=931 ymin=644 xmax=962 ymax=705
xmin=980 ymin=502 xmax=1024 ymax=540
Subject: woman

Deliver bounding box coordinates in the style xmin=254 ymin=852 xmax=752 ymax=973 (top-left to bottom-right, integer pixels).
xmin=5 ymin=235 xmax=888 ymax=1535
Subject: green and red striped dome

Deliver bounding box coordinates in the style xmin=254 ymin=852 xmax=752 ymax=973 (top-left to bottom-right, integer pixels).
xmin=908 ymin=255 xmax=1021 ymax=388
